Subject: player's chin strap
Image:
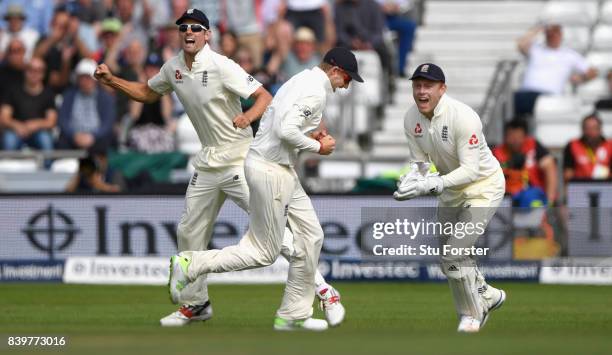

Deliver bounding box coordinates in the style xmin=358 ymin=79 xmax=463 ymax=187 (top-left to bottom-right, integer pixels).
xmin=393 ymin=162 xmax=444 ymax=201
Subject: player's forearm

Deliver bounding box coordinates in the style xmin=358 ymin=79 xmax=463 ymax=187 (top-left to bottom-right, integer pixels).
xmin=244 ymin=89 xmax=272 ymax=123
xmin=280 ymin=123 xmax=321 ymax=153
xmin=106 ymin=77 xmax=158 ymax=103
xmin=441 ymin=165 xmax=479 ymax=189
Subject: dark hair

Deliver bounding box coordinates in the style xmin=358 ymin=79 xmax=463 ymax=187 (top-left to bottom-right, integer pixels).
xmin=582 ymin=113 xmax=602 ymax=128
xmin=504 ymin=119 xmax=529 ymax=133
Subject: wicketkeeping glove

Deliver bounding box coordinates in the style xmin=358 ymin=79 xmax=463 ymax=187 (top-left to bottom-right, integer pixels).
xmin=393 ymin=174 xmax=444 ymax=201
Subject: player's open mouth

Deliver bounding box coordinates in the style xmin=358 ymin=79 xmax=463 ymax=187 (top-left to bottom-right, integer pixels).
xmin=185 ymin=38 xmax=196 ymax=45
xmin=417 ymin=97 xmax=429 ymax=103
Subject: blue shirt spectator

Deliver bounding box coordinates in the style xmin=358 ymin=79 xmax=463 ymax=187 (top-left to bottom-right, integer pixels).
xmin=0 ymin=0 xmax=54 ymax=36
xmin=57 ymin=59 xmax=116 ymax=153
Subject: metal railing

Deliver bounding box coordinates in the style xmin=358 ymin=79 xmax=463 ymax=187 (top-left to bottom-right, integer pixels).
xmin=0 ymin=150 xmax=87 ymax=169
xmin=478 ymin=59 xmax=519 ymax=146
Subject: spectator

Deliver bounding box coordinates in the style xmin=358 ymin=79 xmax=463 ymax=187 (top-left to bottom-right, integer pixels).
xmin=123 ymin=53 xmax=175 ymax=153
xmin=514 ymin=24 xmax=597 ymax=117
xmin=0 ymin=4 xmax=40 ymax=60
xmin=69 ymin=0 xmax=107 ymax=24
xmin=68 ymin=0 xmax=107 ymax=54
xmin=142 ymin=0 xmax=171 ymax=31
xmin=156 ymin=21 xmax=182 ymax=61
xmin=0 ymin=0 xmax=53 ymax=37
xmin=65 ymin=152 xmax=121 ymax=193
xmin=0 ymin=38 xmax=26 ymax=100
xmin=57 ymin=58 xmax=116 ymax=153
xmin=279 ymin=27 xmax=320 ymax=80
xmin=492 ymin=120 xmax=559 ymax=207
xmin=595 ymin=69 xmax=612 ymax=110
xmin=334 ymin=0 xmax=393 ymax=96
xmin=375 ymin=0 xmax=416 ymax=77
xmin=116 ymin=39 xmax=146 ymax=121
xmin=219 ymin=30 xmax=239 ymax=61
xmin=261 ymin=0 xmax=293 ymax=80
xmin=92 ymin=18 xmax=123 ymax=73
xmin=223 ymin=0 xmax=264 ymax=68
xmin=0 ymin=57 xmax=56 ymax=152
xmin=563 ymin=114 xmax=612 ymax=182
xmin=34 ymin=6 xmax=91 ymax=93
xmin=284 ymin=0 xmax=335 ymax=50
xmin=113 ymin=0 xmax=152 ymax=54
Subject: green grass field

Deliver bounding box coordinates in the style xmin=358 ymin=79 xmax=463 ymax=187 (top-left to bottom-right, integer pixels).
xmin=1 ymin=282 xmax=611 ymax=355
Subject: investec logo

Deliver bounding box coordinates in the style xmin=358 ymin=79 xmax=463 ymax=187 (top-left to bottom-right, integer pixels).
xmin=21 ymin=204 xmax=179 ymax=259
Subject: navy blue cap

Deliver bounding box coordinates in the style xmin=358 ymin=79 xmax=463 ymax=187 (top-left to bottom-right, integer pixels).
xmin=410 ymin=63 xmax=445 ymax=83
xmin=323 ymin=47 xmax=364 ymax=83
xmin=175 ymin=8 xmax=209 ymax=29
xmin=145 ymin=53 xmax=163 ymax=67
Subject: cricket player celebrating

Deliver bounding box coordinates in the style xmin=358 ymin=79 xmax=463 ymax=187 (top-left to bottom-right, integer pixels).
xmin=168 ymin=47 xmax=363 ymax=331
xmin=393 ymin=63 xmax=506 ymax=332
xmin=94 ymin=9 xmax=345 ymax=327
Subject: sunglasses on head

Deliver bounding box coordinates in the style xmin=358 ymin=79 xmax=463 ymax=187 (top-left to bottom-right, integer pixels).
xmin=178 ymin=24 xmax=207 ymax=33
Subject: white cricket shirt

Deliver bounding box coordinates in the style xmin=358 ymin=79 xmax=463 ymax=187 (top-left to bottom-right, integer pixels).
xmin=148 ymin=44 xmax=262 ymax=168
xmin=520 ymin=43 xmax=590 ymax=95
xmin=403 ymin=94 xmax=501 ymax=191
xmin=249 ymin=66 xmax=331 ymax=166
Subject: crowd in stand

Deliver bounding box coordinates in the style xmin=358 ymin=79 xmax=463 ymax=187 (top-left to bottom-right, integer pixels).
xmin=0 ymin=0 xmax=417 ymax=192
xmin=500 ymin=22 xmax=612 ymax=208
xmin=0 ymin=1 xmax=611 ymax=198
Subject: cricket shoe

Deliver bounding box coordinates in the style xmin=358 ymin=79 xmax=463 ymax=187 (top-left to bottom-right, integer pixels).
xmin=317 ymin=285 xmax=345 ymax=327
xmin=457 ymin=315 xmax=481 ymax=333
xmin=160 ymin=301 xmax=213 ymax=327
xmin=273 ymin=317 xmax=328 ymax=331
xmin=168 ymin=254 xmax=191 ymax=304
xmin=479 ymin=285 xmax=506 ymax=328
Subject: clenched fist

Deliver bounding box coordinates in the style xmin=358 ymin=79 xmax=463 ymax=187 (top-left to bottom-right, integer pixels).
xmin=232 ymin=114 xmax=251 ymax=129
xmin=94 ymin=64 xmax=114 ymax=85
xmin=318 ymin=135 xmax=336 ymax=155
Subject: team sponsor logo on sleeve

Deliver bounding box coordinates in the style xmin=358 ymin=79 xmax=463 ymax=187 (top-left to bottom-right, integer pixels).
xmin=175 ymin=70 xmax=183 ymax=83
xmin=441 ymin=125 xmax=448 ymax=141
xmin=298 ymin=105 xmax=313 ymax=119
xmin=414 ymin=123 xmax=423 ymax=137
xmin=468 ymin=133 xmax=479 ymax=148
xmin=246 ymin=75 xmax=256 ymax=86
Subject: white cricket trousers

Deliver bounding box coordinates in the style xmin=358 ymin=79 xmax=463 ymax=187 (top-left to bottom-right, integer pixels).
xmin=176 ymin=164 xmax=250 ymax=305
xmin=437 ymin=168 xmax=505 ymax=321
xmin=183 ymin=155 xmax=324 ymax=320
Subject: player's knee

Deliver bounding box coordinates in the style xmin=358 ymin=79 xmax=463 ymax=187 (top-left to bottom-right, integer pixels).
xmin=256 ymin=244 xmax=281 ymax=266
xmin=280 ymin=242 xmax=294 ymax=259
xmin=258 ymin=251 xmax=278 ymax=266
xmin=310 ymin=227 xmax=325 ymax=250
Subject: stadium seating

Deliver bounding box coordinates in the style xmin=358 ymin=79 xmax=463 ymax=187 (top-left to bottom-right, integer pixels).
xmin=600 ymin=1 xmax=612 ymax=24
xmin=539 ymin=1 xmax=599 ymax=26
xmin=591 ymin=24 xmax=612 ymax=50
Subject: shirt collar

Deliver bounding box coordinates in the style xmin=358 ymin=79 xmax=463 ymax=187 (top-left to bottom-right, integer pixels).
xmin=313 ymin=66 xmax=333 ymax=95
xmin=432 ymin=93 xmax=448 ymax=118
xmin=179 ymin=43 xmax=210 ymax=69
